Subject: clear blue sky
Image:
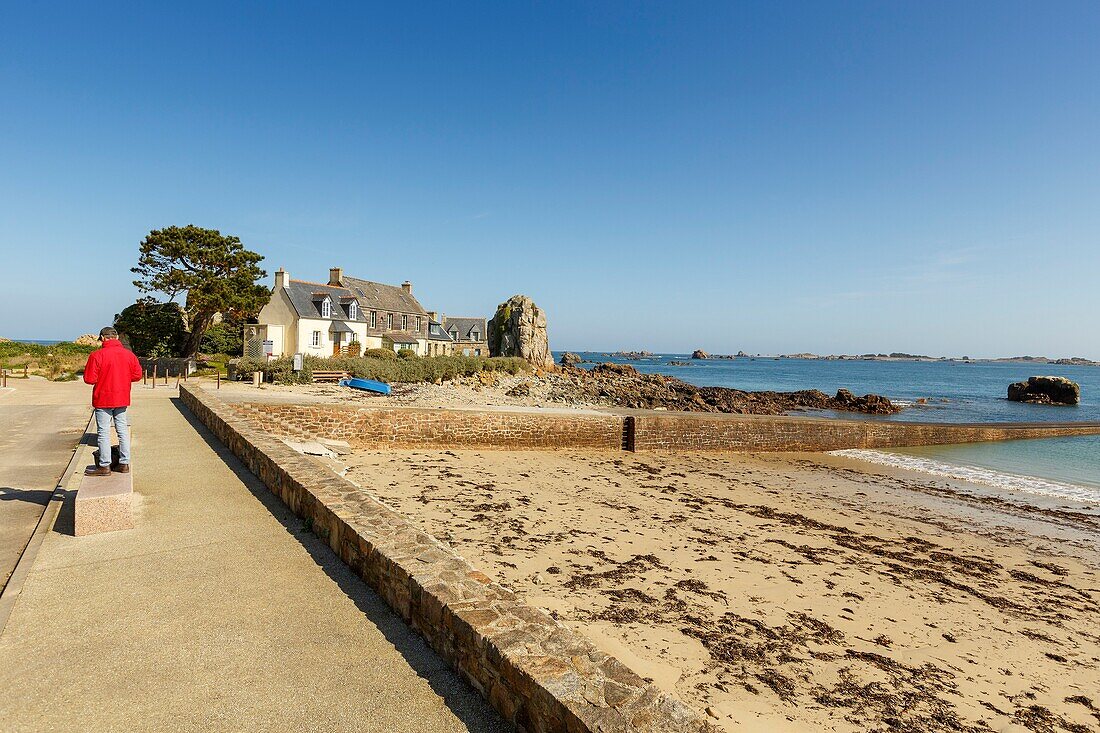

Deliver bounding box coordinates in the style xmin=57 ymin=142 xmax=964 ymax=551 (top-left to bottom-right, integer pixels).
xmin=2 ymin=2 xmax=1098 ymax=357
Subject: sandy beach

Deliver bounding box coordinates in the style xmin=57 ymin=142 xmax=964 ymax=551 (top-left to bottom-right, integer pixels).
xmin=318 ymin=446 xmax=1100 ymax=732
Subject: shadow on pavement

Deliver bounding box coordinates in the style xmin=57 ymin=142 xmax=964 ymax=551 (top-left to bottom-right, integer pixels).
xmin=0 ymin=487 xmax=53 ymax=506
xmin=171 ymin=397 xmax=512 ymax=733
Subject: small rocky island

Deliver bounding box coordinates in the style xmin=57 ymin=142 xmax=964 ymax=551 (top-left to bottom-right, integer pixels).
xmin=1007 ymin=376 xmax=1081 ymax=406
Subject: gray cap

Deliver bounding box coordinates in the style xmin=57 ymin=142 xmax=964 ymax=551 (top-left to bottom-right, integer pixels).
xmin=99 ymin=327 xmax=118 ymax=339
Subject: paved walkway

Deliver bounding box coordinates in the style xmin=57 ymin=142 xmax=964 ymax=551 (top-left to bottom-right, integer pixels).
xmin=0 ymin=384 xmax=508 ymax=732
xmin=0 ymin=379 xmax=89 ymax=593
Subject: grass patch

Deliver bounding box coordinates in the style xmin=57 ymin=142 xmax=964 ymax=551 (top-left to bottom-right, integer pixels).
xmin=0 ymin=341 xmax=97 ymax=381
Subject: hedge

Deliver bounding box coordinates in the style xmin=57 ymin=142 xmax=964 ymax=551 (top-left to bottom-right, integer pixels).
xmin=235 ymin=354 xmax=530 ymax=385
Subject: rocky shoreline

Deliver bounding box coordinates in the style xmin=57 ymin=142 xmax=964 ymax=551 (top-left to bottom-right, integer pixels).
xmin=549 ymin=363 xmax=899 ymax=415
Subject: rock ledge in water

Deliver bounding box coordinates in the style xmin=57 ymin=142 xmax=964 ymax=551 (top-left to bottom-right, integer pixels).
xmin=1007 ymin=376 xmax=1080 ymax=406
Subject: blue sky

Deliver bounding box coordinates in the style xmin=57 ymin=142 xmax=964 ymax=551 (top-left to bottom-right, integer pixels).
xmin=1 ymin=2 xmax=1098 ymax=357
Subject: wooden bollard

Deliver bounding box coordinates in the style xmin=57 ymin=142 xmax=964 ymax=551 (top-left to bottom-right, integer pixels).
xmin=24 ymin=365 xmax=28 ymax=378
xmin=216 ymin=371 xmax=221 ymax=389
xmin=175 ymin=373 xmax=181 ymax=388
xmin=152 ymin=364 xmax=156 ymax=389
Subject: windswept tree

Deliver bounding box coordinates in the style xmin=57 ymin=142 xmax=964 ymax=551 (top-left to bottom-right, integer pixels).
xmin=131 ymin=225 xmax=270 ymax=357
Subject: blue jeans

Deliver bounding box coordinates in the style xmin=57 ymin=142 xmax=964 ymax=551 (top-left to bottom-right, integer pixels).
xmin=94 ymin=407 xmax=131 ymax=467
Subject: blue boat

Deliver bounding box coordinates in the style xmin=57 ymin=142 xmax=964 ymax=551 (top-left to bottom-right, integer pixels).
xmin=339 ymin=377 xmax=391 ymax=395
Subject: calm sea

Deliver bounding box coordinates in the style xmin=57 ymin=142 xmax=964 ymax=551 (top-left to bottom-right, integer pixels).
xmin=565 ymin=352 xmax=1100 ymax=507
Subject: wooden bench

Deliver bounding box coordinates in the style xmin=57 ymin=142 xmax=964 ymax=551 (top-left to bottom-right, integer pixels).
xmin=312 ymin=370 xmax=349 ymax=383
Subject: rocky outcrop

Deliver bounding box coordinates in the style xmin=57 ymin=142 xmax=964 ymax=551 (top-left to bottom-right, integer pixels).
xmin=1007 ymin=376 xmax=1080 ymax=406
xmin=559 ymin=352 xmax=583 ymax=367
xmin=74 ymin=334 xmax=100 ymax=346
xmin=692 ymin=350 xmax=709 ymax=360
xmin=488 ymin=295 xmax=553 ymax=368
xmin=556 ymin=363 xmax=900 ymax=415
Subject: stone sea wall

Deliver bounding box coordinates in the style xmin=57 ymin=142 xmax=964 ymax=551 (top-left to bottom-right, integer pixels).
xmin=233 ymin=403 xmax=627 ymax=450
xmin=180 ymin=385 xmax=716 ymax=733
xmin=628 ymin=413 xmax=1100 ymax=452
xmin=229 ymin=401 xmax=1100 ymax=453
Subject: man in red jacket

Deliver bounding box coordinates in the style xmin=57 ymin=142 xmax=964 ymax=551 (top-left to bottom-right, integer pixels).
xmin=83 ymin=327 xmax=143 ymax=476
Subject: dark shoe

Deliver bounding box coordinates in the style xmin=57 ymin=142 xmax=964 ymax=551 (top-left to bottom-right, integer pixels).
xmin=114 ymin=464 xmax=130 ymax=474
xmin=85 ymin=466 xmax=111 ymax=477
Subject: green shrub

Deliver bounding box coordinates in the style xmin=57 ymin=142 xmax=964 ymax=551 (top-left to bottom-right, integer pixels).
xmin=397 ymin=348 xmax=417 ymax=359
xmin=240 ymin=354 xmax=530 ymax=385
xmin=199 ymin=322 xmax=244 ymax=356
xmin=113 ymin=299 xmax=187 ymax=357
xmin=363 ymin=348 xmax=397 ymax=360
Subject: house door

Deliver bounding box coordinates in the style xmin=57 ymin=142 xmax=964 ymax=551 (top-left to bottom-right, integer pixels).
xmin=332 ymin=332 xmax=342 ymax=355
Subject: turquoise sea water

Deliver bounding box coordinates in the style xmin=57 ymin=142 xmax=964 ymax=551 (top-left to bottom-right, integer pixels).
xmin=565 ymin=352 xmax=1100 ymax=506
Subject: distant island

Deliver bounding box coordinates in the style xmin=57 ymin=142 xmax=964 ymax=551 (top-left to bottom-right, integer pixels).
xmin=677 ymin=350 xmax=1100 ymax=366
xmin=568 ymin=347 xmax=1099 ymax=366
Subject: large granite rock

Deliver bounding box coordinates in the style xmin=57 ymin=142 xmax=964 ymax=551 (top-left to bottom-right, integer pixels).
xmin=1007 ymin=376 xmax=1080 ymax=406
xmin=74 ymin=334 xmax=100 ymax=346
xmin=488 ymin=295 xmax=553 ymax=368
xmin=692 ymin=350 xmax=709 ymax=360
xmin=559 ymin=351 xmax=583 ymax=367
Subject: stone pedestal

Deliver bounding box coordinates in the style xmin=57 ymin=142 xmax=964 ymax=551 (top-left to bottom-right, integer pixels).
xmin=74 ymin=466 xmax=134 ymax=536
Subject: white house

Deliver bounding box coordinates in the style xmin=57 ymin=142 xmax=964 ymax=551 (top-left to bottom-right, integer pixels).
xmin=247 ymin=267 xmax=444 ymax=358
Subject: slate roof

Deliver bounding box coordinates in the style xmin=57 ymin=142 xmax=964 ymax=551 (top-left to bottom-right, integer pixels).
xmin=384 ymin=332 xmax=420 ymax=345
xmin=284 ymin=278 xmax=428 ymax=321
xmin=443 ymin=317 xmax=487 ymax=343
xmin=426 ymin=321 xmax=454 ymax=342
xmin=343 ymin=276 xmax=427 ymax=316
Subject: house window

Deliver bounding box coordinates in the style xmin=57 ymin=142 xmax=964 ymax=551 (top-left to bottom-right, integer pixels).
xmin=349 ymin=302 xmax=359 ymax=320
xmin=401 ymin=314 xmax=408 ymax=331
xmin=370 ymin=311 xmax=377 ymax=328
xmin=450 ymin=330 xmax=458 ymax=341
xmin=387 ymin=313 xmax=393 ymax=330
xmin=416 ymin=316 xmax=422 ymax=332
xmin=311 ymin=331 xmax=321 ymax=347
xmin=471 ymin=330 xmax=480 ymax=341
xmin=321 ymin=299 xmax=332 ymax=318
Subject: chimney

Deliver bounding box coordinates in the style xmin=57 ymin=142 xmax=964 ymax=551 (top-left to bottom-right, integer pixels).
xmin=401 ymin=280 xmax=412 ymax=294
xmin=427 ymin=311 xmax=439 ymax=322
xmin=274 ymin=268 xmax=290 ymax=289
xmin=329 ymin=267 xmax=343 ymax=286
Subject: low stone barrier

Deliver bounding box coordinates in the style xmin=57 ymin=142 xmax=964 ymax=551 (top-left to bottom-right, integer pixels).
xmin=228 ymin=400 xmax=1100 ymax=453
xmin=629 ymin=412 xmax=1100 ymax=452
xmin=180 ymin=385 xmax=716 ymax=733
xmin=234 ymin=402 xmax=626 ymax=450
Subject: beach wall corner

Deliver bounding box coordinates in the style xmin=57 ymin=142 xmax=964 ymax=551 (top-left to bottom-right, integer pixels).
xmin=179 ymin=384 xmax=719 ymax=733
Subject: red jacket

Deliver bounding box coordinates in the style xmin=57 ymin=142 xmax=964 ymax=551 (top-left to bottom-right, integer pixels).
xmin=83 ymin=339 xmax=143 ymax=408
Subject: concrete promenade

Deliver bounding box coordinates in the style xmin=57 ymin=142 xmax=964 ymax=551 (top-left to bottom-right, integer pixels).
xmin=0 ymin=379 xmax=89 ymax=594
xmin=0 ymin=384 xmax=507 ymax=732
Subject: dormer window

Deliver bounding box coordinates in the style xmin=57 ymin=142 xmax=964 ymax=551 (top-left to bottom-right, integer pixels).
xmin=321 ymin=299 xmax=332 ymax=318
xmin=471 ymin=330 xmax=480 ymax=341
xmin=349 ymin=301 xmax=359 ymax=320
xmin=449 ymin=329 xmax=458 ymax=340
